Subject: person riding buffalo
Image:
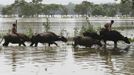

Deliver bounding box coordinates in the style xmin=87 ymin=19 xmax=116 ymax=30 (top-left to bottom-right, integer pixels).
xmin=12 ymin=23 xmax=17 ymax=34
xmin=11 ymin=23 xmax=22 ymax=40
xmin=104 ymin=20 xmax=114 ymax=31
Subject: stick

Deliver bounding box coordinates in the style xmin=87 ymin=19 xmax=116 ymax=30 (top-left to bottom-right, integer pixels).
xmin=15 ymin=20 xmax=17 ymax=32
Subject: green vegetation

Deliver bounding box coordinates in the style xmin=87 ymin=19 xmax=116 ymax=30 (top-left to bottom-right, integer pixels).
xmin=25 ymin=17 xmax=51 ymax=37
xmin=128 ymin=38 xmax=134 ymax=42
xmin=43 ymin=17 xmax=51 ymax=32
xmin=1 ymin=0 xmax=68 ymax=17
xmin=74 ymin=1 xmax=92 ymax=16
xmin=80 ymin=17 xmax=96 ymax=35
xmin=0 ymin=33 xmax=4 ymax=38
xmin=74 ymin=27 xmax=79 ymax=37
xmin=26 ymin=26 xmax=33 ymax=38
xmin=1 ymin=0 xmax=134 ymax=17
xmin=117 ymin=0 xmax=134 ymax=16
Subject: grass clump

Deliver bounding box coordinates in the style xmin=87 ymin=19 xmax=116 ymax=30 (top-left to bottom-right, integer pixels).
xmin=26 ymin=26 xmax=33 ymax=38
xmin=79 ymin=17 xmax=96 ymax=35
xmin=43 ymin=17 xmax=51 ymax=32
xmin=128 ymin=38 xmax=134 ymax=42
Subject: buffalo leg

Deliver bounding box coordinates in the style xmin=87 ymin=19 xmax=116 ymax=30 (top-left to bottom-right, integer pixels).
xmin=19 ymin=41 xmax=26 ymax=46
xmin=53 ymin=42 xmax=58 ymax=47
xmin=104 ymin=40 xmax=107 ymax=48
xmin=19 ymin=43 xmax=21 ymax=46
xmin=19 ymin=42 xmax=22 ymax=46
xmin=48 ymin=42 xmax=58 ymax=47
xmin=30 ymin=42 xmax=34 ymax=46
xmin=3 ymin=43 xmax=6 ymax=46
xmin=35 ymin=42 xmax=38 ymax=47
xmin=73 ymin=43 xmax=77 ymax=48
xmin=3 ymin=42 xmax=9 ymax=47
xmin=114 ymin=41 xmax=117 ymax=48
xmin=48 ymin=43 xmax=51 ymax=47
xmin=22 ymin=43 xmax=26 ymax=46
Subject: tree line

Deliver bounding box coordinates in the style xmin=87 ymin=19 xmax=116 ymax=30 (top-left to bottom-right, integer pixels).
xmin=1 ymin=0 xmax=134 ymax=17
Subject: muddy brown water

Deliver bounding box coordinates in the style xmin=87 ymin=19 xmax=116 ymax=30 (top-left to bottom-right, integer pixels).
xmin=0 ymin=17 xmax=134 ymax=75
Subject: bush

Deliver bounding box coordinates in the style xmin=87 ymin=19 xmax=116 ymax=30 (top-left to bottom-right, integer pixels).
xmin=43 ymin=17 xmax=50 ymax=32
xmin=80 ymin=17 xmax=96 ymax=35
xmin=128 ymin=38 xmax=134 ymax=42
xmin=26 ymin=26 xmax=33 ymax=38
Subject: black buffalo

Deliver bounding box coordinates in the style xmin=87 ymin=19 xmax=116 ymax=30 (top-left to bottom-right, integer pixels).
xmin=83 ymin=31 xmax=101 ymax=40
xmin=73 ymin=36 xmax=102 ymax=48
xmin=100 ymin=29 xmax=130 ymax=48
xmin=1 ymin=33 xmax=30 ymax=46
xmin=30 ymin=32 xmax=67 ymax=47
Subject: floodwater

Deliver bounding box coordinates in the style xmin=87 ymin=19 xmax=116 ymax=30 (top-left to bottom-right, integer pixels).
xmin=0 ymin=17 xmax=134 ymax=75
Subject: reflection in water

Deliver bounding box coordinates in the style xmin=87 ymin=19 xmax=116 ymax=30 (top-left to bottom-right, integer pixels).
xmin=73 ymin=46 xmax=132 ymax=75
xmin=3 ymin=47 xmax=27 ymax=72
xmin=0 ymin=43 xmax=134 ymax=75
xmin=12 ymin=49 xmax=17 ymax=72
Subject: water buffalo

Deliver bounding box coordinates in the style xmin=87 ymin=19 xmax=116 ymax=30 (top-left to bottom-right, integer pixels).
xmin=83 ymin=31 xmax=101 ymax=40
xmin=100 ymin=29 xmax=130 ymax=48
xmin=73 ymin=36 xmax=102 ymax=48
xmin=30 ymin=32 xmax=67 ymax=47
xmin=1 ymin=33 xmax=30 ymax=46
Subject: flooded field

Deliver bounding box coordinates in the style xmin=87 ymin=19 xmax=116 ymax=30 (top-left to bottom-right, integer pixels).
xmin=0 ymin=17 xmax=134 ymax=37
xmin=0 ymin=17 xmax=134 ymax=75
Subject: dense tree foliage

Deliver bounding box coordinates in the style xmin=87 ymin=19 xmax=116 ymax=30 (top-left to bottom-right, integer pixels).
xmin=1 ymin=0 xmax=134 ymax=17
xmin=115 ymin=0 xmax=134 ymax=16
xmin=74 ymin=1 xmax=93 ymax=16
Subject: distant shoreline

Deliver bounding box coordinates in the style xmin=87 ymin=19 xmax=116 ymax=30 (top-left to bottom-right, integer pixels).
xmin=0 ymin=16 xmax=134 ymax=23
xmin=0 ymin=14 xmax=134 ymax=19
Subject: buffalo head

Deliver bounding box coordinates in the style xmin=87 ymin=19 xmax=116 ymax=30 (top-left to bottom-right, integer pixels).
xmin=58 ymin=36 xmax=67 ymax=42
xmin=124 ymin=37 xmax=130 ymax=44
